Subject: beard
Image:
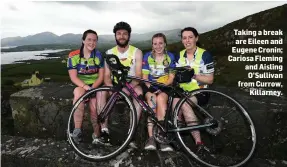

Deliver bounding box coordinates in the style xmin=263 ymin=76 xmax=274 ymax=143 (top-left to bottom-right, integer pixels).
xmin=116 ymin=37 xmax=130 ymax=48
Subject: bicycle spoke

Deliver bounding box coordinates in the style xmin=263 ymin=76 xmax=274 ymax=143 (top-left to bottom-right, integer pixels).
xmin=67 ymin=87 xmax=137 ymax=162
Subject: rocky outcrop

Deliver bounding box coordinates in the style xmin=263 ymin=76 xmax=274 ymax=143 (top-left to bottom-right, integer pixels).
xmin=6 ymin=83 xmax=287 ymax=161
xmin=9 ymin=83 xmax=74 ymax=140
xmin=2 ymin=135 xmax=287 ymax=167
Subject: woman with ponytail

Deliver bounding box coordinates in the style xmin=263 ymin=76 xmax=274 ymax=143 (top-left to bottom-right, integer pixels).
xmin=142 ymin=33 xmax=176 ymax=151
xmin=67 ymin=29 xmax=108 ymax=145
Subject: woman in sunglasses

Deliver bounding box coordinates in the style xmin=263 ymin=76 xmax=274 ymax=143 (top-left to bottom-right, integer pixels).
xmin=67 ymin=29 xmax=107 ymax=145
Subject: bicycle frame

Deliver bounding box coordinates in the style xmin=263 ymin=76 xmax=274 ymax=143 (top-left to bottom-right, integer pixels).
xmin=98 ymin=74 xmax=217 ymax=134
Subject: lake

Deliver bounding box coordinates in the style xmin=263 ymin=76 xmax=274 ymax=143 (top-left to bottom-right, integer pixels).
xmin=1 ymin=49 xmax=69 ymax=65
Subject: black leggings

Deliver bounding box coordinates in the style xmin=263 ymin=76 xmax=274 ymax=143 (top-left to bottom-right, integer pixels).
xmin=194 ymin=92 xmax=210 ymax=106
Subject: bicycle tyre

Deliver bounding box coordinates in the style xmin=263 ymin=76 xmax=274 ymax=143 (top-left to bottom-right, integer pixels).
xmin=67 ymin=86 xmax=137 ymax=161
xmin=173 ymin=88 xmax=256 ymax=167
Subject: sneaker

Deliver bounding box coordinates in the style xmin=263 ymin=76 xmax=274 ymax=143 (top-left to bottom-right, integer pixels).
xmin=100 ymin=130 xmax=111 ymax=144
xmin=196 ymin=143 xmax=211 ymax=157
xmin=144 ymin=137 xmax=156 ymax=150
xmin=70 ymin=128 xmax=82 ymax=144
xmin=160 ymin=144 xmax=173 ymax=152
xmin=129 ymin=141 xmax=138 ymax=149
xmin=92 ymin=133 xmax=106 ymax=145
xmin=196 ymin=144 xmax=218 ymax=163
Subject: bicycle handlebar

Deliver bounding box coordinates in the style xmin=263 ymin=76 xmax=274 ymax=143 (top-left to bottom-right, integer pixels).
xmin=164 ymin=66 xmax=193 ymax=72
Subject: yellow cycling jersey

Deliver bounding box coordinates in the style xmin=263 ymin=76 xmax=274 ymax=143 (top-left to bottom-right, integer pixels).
xmin=106 ymin=45 xmax=138 ymax=82
xmin=177 ymin=47 xmax=209 ymax=91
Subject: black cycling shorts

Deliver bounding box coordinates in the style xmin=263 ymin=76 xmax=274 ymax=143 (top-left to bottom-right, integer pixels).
xmin=175 ymin=88 xmax=210 ymax=106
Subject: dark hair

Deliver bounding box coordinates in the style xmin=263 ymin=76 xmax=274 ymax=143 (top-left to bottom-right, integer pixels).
xmin=80 ymin=29 xmax=98 ymax=57
xmin=113 ymin=21 xmax=132 ymax=34
xmin=180 ymin=27 xmax=199 ymax=38
xmin=152 ymin=33 xmax=167 ymax=45
xmin=181 ymin=27 xmax=201 ymax=47
xmin=82 ymin=29 xmax=98 ymax=41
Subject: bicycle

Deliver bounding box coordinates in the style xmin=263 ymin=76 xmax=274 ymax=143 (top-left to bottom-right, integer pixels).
xmin=67 ymin=54 xmax=257 ymax=167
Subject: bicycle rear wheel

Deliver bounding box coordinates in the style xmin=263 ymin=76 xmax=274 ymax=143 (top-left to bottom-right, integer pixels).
xmin=67 ymin=86 xmax=137 ymax=161
xmin=173 ymin=88 xmax=256 ymax=167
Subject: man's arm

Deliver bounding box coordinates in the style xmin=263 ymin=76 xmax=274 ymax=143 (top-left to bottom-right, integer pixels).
xmin=130 ymin=49 xmax=143 ymax=87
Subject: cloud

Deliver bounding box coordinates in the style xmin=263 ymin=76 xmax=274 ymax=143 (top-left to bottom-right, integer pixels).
xmin=1 ymin=1 xmax=286 ymax=38
xmin=8 ymin=4 xmax=18 ymax=11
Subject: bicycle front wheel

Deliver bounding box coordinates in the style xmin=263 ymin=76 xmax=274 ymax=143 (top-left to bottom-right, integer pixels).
xmin=173 ymin=88 xmax=256 ymax=167
xmin=67 ymin=86 xmax=137 ymax=161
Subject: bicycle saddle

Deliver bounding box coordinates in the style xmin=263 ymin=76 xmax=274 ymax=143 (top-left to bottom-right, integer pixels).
xmin=105 ymin=54 xmax=129 ymax=71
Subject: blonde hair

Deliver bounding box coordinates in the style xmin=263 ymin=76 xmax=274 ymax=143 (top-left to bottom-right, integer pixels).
xmin=151 ymin=33 xmax=168 ymax=58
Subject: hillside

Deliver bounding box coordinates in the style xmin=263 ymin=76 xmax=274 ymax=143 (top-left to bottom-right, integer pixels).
xmin=167 ymin=4 xmax=287 ymax=93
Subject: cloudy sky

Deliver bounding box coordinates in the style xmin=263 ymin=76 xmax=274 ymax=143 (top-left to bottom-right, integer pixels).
xmin=1 ymin=1 xmax=286 ymax=39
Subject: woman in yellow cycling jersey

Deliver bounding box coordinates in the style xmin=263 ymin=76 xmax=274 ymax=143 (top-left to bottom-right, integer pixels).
xmin=142 ymin=33 xmax=175 ymax=151
xmin=174 ymin=27 xmax=214 ymax=153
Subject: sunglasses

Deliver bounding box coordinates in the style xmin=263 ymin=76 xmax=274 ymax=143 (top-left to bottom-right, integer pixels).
xmin=84 ymin=61 xmax=89 ymax=71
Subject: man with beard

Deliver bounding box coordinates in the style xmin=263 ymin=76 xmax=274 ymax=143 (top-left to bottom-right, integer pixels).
xmin=104 ymin=21 xmax=143 ymax=148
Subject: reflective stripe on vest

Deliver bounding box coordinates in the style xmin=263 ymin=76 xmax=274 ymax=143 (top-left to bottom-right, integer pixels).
xmin=178 ymin=47 xmax=205 ymax=91
xmin=111 ymin=45 xmax=136 ymax=67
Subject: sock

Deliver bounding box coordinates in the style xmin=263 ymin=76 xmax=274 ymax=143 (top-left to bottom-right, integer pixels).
xmin=101 ymin=127 xmax=109 ymax=134
xmin=73 ymin=128 xmax=81 ymax=134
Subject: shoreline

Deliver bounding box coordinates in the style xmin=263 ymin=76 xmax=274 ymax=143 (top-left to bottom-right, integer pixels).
xmin=1 ymin=49 xmax=70 ymax=65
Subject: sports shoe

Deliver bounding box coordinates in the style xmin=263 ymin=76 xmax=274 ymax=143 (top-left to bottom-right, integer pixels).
xmin=160 ymin=144 xmax=173 ymax=152
xmin=196 ymin=143 xmax=218 ymax=163
xmin=100 ymin=129 xmax=111 ymax=144
xmin=70 ymin=128 xmax=82 ymax=144
xmin=128 ymin=136 xmax=138 ymax=149
xmin=92 ymin=133 xmax=107 ymax=145
xmin=129 ymin=140 xmax=138 ymax=149
xmin=196 ymin=143 xmax=211 ymax=157
xmin=144 ymin=137 xmax=156 ymax=150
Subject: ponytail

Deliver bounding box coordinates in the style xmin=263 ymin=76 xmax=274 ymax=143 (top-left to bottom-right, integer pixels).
xmin=80 ymin=43 xmax=84 ymax=58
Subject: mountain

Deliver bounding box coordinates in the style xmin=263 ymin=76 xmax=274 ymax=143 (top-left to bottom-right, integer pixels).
xmin=1 ymin=29 xmax=181 ymax=47
xmin=1 ymin=32 xmax=60 ymax=47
